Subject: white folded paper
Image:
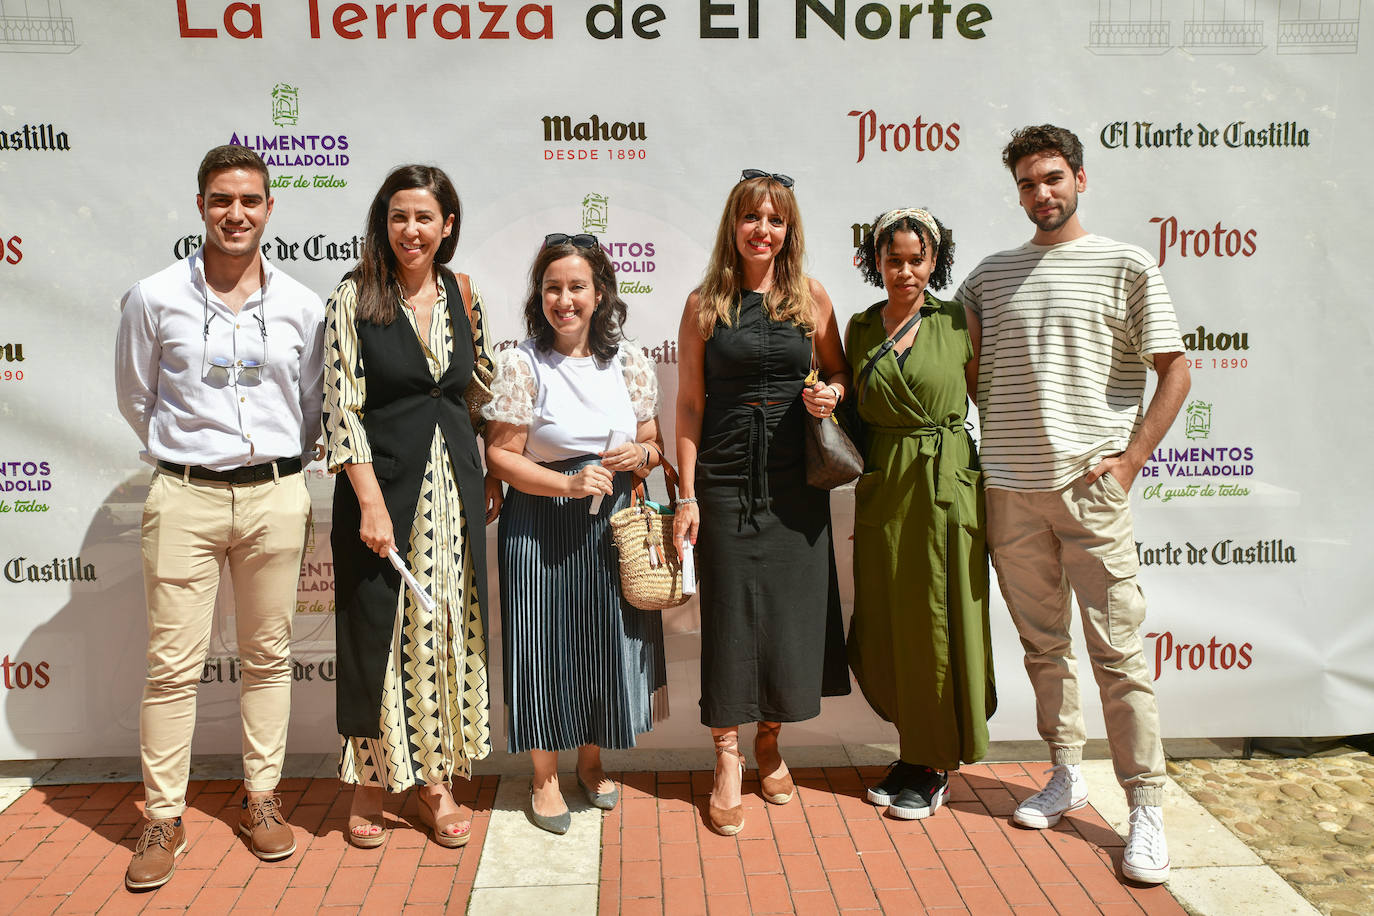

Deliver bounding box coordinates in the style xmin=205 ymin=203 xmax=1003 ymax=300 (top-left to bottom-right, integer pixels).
xmin=590 ymin=429 xmax=632 ymax=514
xmin=387 ymin=548 xmax=437 ymax=614
xmin=679 ymin=539 xmax=697 ymax=596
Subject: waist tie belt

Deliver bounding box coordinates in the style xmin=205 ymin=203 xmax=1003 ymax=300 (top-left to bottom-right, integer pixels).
xmin=867 ymin=420 xmax=967 ymax=508
xmin=739 ymin=403 xmax=771 ymax=526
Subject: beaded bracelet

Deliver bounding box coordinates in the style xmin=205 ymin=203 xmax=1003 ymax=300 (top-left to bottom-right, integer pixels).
xmin=674 ymin=496 xmax=699 ymax=506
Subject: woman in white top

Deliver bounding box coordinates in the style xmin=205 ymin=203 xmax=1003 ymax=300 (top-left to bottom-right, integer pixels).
xmin=484 ymin=234 xmax=667 ymax=834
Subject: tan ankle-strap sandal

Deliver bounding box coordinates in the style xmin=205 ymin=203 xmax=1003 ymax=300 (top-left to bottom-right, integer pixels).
xmin=755 ymin=721 xmax=795 ymax=805
xmin=708 ymin=733 xmax=746 ymax=836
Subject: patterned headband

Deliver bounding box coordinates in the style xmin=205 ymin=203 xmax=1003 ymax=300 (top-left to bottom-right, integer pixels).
xmin=871 ymin=208 xmax=941 ymax=249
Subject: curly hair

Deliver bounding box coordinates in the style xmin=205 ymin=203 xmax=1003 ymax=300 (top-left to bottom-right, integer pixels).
xmin=352 ymin=164 xmax=462 ymax=325
xmin=522 ymin=241 xmax=628 ymax=365
xmin=854 ymin=210 xmax=955 ymax=292
xmin=694 ymin=174 xmax=812 ymax=339
xmin=1002 ymin=124 xmax=1084 ymax=177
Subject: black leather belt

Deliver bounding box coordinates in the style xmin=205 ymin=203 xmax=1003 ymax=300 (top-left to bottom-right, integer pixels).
xmin=157 ymin=457 xmax=303 ymax=484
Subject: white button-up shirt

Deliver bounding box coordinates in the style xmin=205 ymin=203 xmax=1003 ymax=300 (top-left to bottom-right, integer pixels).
xmin=115 ymin=248 xmax=325 ymax=471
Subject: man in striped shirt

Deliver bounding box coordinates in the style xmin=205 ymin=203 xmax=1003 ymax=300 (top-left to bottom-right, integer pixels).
xmin=958 ymin=124 xmax=1190 ymax=886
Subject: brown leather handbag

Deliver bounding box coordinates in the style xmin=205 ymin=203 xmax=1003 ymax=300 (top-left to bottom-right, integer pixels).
xmin=450 ymin=272 xmax=494 ymax=435
xmin=803 ymin=348 xmax=864 ymax=490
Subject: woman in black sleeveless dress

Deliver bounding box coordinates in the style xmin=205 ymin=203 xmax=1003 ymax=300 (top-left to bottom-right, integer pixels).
xmin=674 ymin=171 xmax=851 ymax=836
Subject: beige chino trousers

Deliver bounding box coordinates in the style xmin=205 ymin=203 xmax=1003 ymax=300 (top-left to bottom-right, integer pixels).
xmin=987 ymin=474 xmax=1165 ymax=807
xmin=139 ymin=467 xmax=310 ymax=819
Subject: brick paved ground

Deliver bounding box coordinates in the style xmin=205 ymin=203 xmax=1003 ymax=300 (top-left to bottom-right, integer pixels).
xmin=598 ymin=763 xmax=1185 ymax=916
xmin=0 ymin=762 xmax=1197 ymax=915
xmin=0 ymin=775 xmax=497 ymax=914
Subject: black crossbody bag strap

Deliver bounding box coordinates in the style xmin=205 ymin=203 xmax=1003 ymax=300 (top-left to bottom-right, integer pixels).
xmin=856 ymin=311 xmax=923 ymax=404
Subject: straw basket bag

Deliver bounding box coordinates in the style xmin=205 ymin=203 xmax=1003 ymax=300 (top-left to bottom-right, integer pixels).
xmin=609 ymin=458 xmax=690 ymax=611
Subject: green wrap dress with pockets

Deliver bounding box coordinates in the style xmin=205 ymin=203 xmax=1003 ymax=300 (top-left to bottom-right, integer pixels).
xmin=844 ymin=293 xmax=995 ymax=770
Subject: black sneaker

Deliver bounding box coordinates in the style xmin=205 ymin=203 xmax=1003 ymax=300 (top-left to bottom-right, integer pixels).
xmin=866 ymin=761 xmax=917 ymax=806
xmin=887 ymin=766 xmax=948 ymax=820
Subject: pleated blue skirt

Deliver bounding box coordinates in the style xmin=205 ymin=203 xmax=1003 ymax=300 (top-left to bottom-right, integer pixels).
xmin=497 ymin=456 xmax=668 ymax=753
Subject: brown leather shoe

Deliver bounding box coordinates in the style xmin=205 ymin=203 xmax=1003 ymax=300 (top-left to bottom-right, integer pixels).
xmin=239 ymin=794 xmax=296 ymax=861
xmin=125 ymin=818 xmax=187 ymax=891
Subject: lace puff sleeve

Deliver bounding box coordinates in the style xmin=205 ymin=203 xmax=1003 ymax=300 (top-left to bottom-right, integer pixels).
xmin=480 ymin=347 xmax=537 ymax=426
xmin=620 ymin=343 xmax=659 ymax=422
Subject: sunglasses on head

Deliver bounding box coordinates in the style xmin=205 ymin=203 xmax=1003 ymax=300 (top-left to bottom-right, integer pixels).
xmin=544 ymin=233 xmax=600 ymax=249
xmin=739 ymin=169 xmax=795 ymax=188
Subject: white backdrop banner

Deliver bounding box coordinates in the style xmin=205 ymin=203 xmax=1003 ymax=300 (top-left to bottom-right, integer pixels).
xmin=2 ymin=1 xmax=1371 ymax=758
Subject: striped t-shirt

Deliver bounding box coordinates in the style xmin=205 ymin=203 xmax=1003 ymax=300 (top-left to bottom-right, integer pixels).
xmin=956 ymin=234 xmax=1184 ymax=492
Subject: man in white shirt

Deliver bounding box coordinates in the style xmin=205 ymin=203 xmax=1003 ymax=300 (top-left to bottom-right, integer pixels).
xmin=115 ymin=145 xmax=324 ymax=891
xmin=958 ymin=125 xmax=1190 ymax=886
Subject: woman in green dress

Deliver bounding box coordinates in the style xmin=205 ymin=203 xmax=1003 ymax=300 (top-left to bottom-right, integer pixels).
xmin=844 ymin=208 xmax=994 ymax=820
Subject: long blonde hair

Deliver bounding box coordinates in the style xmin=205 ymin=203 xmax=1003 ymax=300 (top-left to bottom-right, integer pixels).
xmin=695 ymin=176 xmax=813 ymax=339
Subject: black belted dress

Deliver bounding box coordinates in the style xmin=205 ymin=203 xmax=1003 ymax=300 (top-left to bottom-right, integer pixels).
xmin=695 ymin=290 xmax=850 ymax=728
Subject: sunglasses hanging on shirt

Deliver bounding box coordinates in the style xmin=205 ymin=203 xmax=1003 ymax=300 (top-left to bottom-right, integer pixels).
xmin=201 ymin=272 xmax=269 ymax=379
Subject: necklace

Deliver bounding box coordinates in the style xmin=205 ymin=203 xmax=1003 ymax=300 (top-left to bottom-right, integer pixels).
xmin=396 ymin=267 xmax=438 ymax=306
xmin=882 ymin=303 xmax=922 ymax=339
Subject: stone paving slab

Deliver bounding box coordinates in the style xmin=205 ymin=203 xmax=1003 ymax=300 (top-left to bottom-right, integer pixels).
xmin=0 ymin=786 xmax=27 ymax=812
xmin=0 ymin=759 xmax=56 ymax=787
xmin=1167 ymin=865 xmax=1322 ymax=916
xmin=470 ymin=883 xmax=599 ymax=914
xmin=472 ymin=772 xmax=602 ymax=893
xmin=1170 ymin=753 xmax=1374 ymax=916
xmin=30 ymin=752 xmax=337 ymax=786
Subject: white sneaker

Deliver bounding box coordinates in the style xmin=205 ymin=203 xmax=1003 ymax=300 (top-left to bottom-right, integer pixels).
xmin=1012 ymin=763 xmax=1087 ymax=829
xmin=1122 ymin=804 xmax=1170 ymax=884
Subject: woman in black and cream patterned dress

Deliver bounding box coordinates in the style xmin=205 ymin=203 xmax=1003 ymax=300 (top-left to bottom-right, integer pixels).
xmin=324 ymin=165 xmax=499 ymax=849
